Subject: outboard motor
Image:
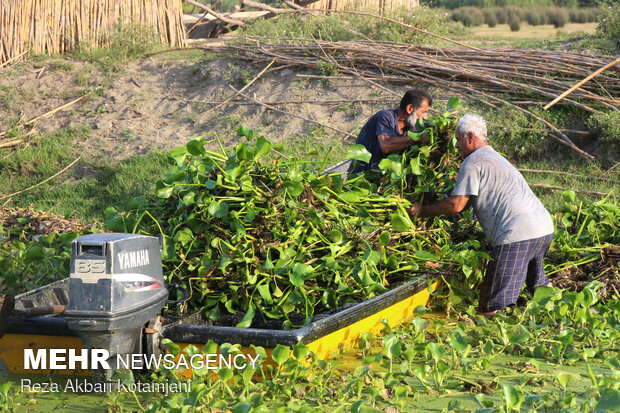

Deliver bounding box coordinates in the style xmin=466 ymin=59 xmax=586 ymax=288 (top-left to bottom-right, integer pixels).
xmin=63 ymin=234 xmax=167 ymax=381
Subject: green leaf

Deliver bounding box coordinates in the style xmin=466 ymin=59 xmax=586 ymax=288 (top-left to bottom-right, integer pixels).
xmin=254 ymin=136 xmax=272 ymax=159
xmin=378 ymin=156 xmax=403 ymax=178
xmin=205 ymin=180 xmax=217 ymax=190
xmin=181 ymin=191 xmax=195 ymax=206
xmin=169 ymin=146 xmax=188 ymax=166
xmin=236 ymin=142 xmax=248 ymax=160
xmin=562 ymin=189 xmax=576 ymax=203
xmin=407 ymin=130 xmax=424 ymax=141
xmin=351 ymin=400 xmax=381 ymax=413
xmin=271 ymin=344 xmax=290 ymax=366
xmin=412 ymin=316 xmax=429 ymax=332
xmin=186 ymin=139 xmax=206 ymax=156
xmin=413 ymin=250 xmax=437 ymax=261
xmin=104 ymin=207 xmax=125 ymax=232
xmin=161 ymin=339 xmax=181 ymax=357
xmin=383 ymin=335 xmax=402 ymax=359
xmin=25 ymin=245 xmax=44 ymax=262
xmin=503 ymin=384 xmax=522 ymax=411
xmin=157 ymin=235 xmax=174 ymax=262
xmin=447 ymin=96 xmax=461 ymax=111
xmin=207 ymin=201 xmax=229 ymax=219
xmin=508 ymin=325 xmax=530 ymax=345
xmin=202 ymin=340 xmax=218 ymax=355
xmin=390 ymin=213 xmax=413 ymax=232
xmin=410 ymin=156 xmax=422 ymax=176
xmin=218 ymin=367 xmax=233 ymax=382
xmin=0 ymin=382 xmax=12 ymax=398
xmin=378 ymin=231 xmax=390 ymax=246
xmin=327 ymin=228 xmax=344 ymax=244
xmin=293 ymin=343 xmax=310 ymax=360
xmin=235 ymin=305 xmax=255 ymax=328
xmin=257 ymin=283 xmax=273 ymax=304
xmin=182 ymin=344 xmax=201 ymax=357
xmin=290 ymin=263 xmax=312 ymax=288
xmin=449 ymin=335 xmax=470 ymax=353
xmin=346 ymin=144 xmax=372 ymax=163
xmin=340 ymin=191 xmax=361 ymax=203
xmin=127 ymin=196 xmax=147 ymax=210
xmin=156 ymin=184 xmax=175 ymax=199
xmin=285 ymin=181 xmax=304 ymax=197
xmin=237 ymin=125 xmax=254 ymax=140
xmin=532 ymin=286 xmax=561 ymax=306
xmin=596 ymin=390 xmax=620 ymax=412
xmin=427 ymin=342 xmax=445 ymax=364
xmin=174 ymin=228 xmax=194 ymax=246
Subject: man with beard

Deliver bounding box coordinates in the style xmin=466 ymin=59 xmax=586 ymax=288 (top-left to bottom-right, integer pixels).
xmin=348 ymin=89 xmax=432 ymax=174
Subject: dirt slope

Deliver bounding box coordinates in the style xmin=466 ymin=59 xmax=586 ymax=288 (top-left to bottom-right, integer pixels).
xmin=0 ymin=54 xmax=409 ymax=159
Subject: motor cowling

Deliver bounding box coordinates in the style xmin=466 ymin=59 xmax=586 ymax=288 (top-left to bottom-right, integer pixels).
xmin=63 ymin=233 xmax=167 ymax=381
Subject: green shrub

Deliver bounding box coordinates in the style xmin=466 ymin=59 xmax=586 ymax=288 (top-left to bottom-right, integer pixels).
xmin=569 ymin=7 xmax=580 ymax=22
xmin=486 ymin=12 xmax=498 ymax=27
xmin=505 ymin=6 xmax=525 ymax=22
xmin=597 ymin=2 xmax=620 ymax=48
xmin=587 ymin=8 xmax=601 ymax=23
xmin=526 ymin=9 xmax=546 ymax=26
xmin=452 ymin=7 xmax=484 ymax=27
xmin=456 ymin=7 xmax=485 ymax=27
xmin=587 ymin=112 xmax=620 ymax=152
xmin=482 ymin=8 xmax=498 ymax=26
xmin=492 ymin=6 xmax=508 ymax=24
xmin=509 ymin=16 xmax=522 ymax=31
xmin=546 ymin=6 xmax=569 ymax=27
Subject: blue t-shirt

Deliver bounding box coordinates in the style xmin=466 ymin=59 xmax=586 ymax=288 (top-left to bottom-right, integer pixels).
xmin=349 ymin=109 xmax=408 ymax=173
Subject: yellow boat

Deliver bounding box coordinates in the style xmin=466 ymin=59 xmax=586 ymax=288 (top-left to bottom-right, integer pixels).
xmin=0 ymin=277 xmax=439 ymax=377
xmin=0 ymin=233 xmax=439 ymax=379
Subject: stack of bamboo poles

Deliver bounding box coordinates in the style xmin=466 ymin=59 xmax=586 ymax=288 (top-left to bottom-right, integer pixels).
xmin=307 ymin=0 xmax=419 ymax=13
xmin=205 ymin=37 xmax=620 ymax=160
xmin=0 ymin=0 xmax=186 ymax=67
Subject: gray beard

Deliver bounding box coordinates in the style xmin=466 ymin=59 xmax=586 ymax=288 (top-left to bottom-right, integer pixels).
xmin=406 ymin=113 xmax=418 ymax=130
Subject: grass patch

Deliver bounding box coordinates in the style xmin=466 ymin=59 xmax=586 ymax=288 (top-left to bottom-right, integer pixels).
xmin=152 ymin=49 xmax=214 ymax=63
xmin=70 ymin=21 xmax=161 ymax=69
xmin=0 ymin=126 xmax=169 ymax=222
xmin=265 ymin=128 xmax=349 ymax=167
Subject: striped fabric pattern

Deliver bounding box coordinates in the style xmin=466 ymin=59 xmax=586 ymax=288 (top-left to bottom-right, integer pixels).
xmin=478 ymin=233 xmax=553 ymax=313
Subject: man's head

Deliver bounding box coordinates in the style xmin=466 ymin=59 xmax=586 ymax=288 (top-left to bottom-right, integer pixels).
xmin=400 ymin=89 xmax=432 ymax=128
xmin=455 ymin=114 xmax=489 ymax=159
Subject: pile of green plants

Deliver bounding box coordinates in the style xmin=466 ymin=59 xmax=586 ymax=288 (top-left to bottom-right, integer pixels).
xmin=102 ymin=98 xmax=486 ymax=327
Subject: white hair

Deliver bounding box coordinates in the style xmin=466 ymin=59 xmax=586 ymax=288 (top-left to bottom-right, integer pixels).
xmin=456 ymin=114 xmax=488 ymax=142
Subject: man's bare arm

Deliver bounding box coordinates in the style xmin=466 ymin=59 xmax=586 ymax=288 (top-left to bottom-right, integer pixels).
xmin=377 ymin=134 xmax=415 ymax=154
xmin=408 ymin=195 xmax=470 ymax=218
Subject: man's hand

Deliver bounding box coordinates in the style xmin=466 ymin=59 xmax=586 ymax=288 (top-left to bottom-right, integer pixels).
xmin=405 ymin=195 xmax=470 ymax=219
xmin=408 ymin=203 xmax=424 ymax=217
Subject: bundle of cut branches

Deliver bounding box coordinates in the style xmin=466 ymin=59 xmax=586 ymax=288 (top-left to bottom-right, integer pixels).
xmin=202 ymin=37 xmax=620 ymax=160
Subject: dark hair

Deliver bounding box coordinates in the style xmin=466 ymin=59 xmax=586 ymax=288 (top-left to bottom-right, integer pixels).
xmin=400 ymin=89 xmax=432 ymax=111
